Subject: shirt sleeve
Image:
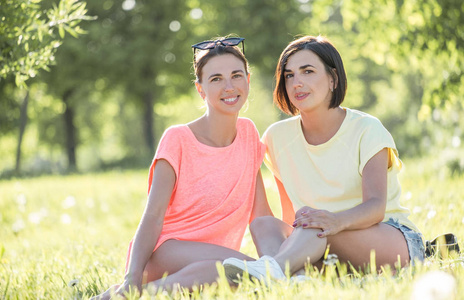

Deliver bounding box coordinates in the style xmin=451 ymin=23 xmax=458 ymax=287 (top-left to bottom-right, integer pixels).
xmin=261 ymin=126 xmax=282 ymax=181
xmin=358 ymin=117 xmax=398 ymax=175
xmin=147 ymin=126 xmax=182 ymax=194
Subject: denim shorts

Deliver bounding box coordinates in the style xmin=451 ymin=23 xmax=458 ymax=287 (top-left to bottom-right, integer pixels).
xmin=384 ymin=218 xmax=425 ymax=264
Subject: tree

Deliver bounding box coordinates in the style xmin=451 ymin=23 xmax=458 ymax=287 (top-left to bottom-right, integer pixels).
xmin=0 ymin=0 xmax=93 ymax=87
xmin=0 ymin=0 xmax=92 ymax=175
xmin=340 ymin=0 xmax=464 ymax=155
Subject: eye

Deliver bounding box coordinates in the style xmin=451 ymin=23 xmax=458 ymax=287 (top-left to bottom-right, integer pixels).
xmin=304 ymin=69 xmax=313 ymax=74
xmin=232 ymin=73 xmax=243 ymax=79
xmin=284 ymin=73 xmax=293 ymax=79
xmin=210 ymin=77 xmax=221 ymax=82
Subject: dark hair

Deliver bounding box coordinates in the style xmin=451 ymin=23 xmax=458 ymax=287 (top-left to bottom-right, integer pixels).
xmin=274 ymin=35 xmax=347 ymax=115
xmin=194 ymin=37 xmax=249 ymax=83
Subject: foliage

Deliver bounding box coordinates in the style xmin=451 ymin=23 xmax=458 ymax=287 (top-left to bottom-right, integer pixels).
xmin=1 ymin=0 xmax=463 ymax=175
xmin=0 ymin=158 xmax=463 ymax=298
xmin=0 ymin=0 xmax=93 ymax=87
xmin=339 ymin=0 xmax=464 ymax=155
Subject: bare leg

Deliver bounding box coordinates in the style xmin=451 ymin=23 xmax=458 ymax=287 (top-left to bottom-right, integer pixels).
xmin=92 ymin=240 xmax=254 ymax=298
xmin=277 ymin=223 xmax=409 ymax=274
xmin=146 ymin=260 xmax=227 ymax=293
xmin=324 ymin=223 xmax=409 ymax=270
xmin=250 ymin=218 xmax=409 ymax=275
xmin=139 ymin=240 xmax=254 ymax=291
xmin=250 ymin=216 xmax=292 ymax=257
xmin=273 ymin=227 xmax=326 ymax=274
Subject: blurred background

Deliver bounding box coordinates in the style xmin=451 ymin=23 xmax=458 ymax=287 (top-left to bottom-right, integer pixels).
xmin=1 ymin=0 xmax=463 ymax=178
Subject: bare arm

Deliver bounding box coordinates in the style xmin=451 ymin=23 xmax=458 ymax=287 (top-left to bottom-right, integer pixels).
xmin=123 ymin=159 xmax=176 ymax=289
xmin=249 ymin=170 xmax=274 ymax=222
xmin=275 ymin=176 xmax=296 ymax=225
xmin=295 ymin=148 xmax=388 ymax=237
xmin=333 ymin=147 xmax=388 ymax=230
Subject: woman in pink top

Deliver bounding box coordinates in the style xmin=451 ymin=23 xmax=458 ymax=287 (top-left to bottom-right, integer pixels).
xmin=92 ymin=36 xmax=273 ymax=299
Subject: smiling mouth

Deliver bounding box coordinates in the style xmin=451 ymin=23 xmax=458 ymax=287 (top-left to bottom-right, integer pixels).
xmin=294 ymin=92 xmax=308 ymax=101
xmin=222 ymin=96 xmax=239 ymax=104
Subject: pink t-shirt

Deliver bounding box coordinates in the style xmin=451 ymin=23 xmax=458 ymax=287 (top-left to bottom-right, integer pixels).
xmin=148 ymin=117 xmax=265 ymax=251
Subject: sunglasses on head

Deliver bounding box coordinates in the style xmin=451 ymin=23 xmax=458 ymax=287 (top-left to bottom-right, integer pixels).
xmin=192 ymin=37 xmax=245 ymax=59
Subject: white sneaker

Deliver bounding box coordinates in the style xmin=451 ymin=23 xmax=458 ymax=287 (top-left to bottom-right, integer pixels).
xmin=223 ymin=255 xmax=285 ymax=282
xmin=290 ymin=275 xmax=312 ymax=283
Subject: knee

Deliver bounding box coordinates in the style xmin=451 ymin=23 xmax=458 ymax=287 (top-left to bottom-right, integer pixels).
xmin=250 ymin=216 xmax=279 ymax=236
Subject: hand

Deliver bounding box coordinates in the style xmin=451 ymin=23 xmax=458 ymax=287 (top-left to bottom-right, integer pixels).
xmin=90 ymin=278 xmax=141 ymax=300
xmin=113 ymin=276 xmax=142 ymax=299
xmin=292 ymin=207 xmax=343 ymax=238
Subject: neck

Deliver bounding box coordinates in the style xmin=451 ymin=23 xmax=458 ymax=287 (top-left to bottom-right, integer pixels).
xmin=299 ymin=106 xmax=345 ymax=145
xmin=191 ymin=111 xmax=239 ymax=147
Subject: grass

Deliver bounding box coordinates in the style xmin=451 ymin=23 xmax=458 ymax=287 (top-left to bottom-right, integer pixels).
xmin=0 ymin=156 xmax=463 ymax=299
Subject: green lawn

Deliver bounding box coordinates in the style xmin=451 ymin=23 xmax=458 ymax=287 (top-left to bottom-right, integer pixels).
xmin=0 ymin=157 xmax=463 ymax=299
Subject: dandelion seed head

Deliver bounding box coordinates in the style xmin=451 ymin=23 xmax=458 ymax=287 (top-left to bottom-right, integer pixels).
xmin=12 ymin=219 xmax=25 ymax=233
xmin=413 ymin=206 xmax=422 ymax=214
xmin=427 ymin=210 xmax=436 ymax=219
xmin=61 ymin=214 xmax=72 ymax=224
xmin=62 ymin=196 xmax=76 ymax=209
xmin=411 ymin=271 xmax=456 ymax=300
xmin=68 ymin=279 xmax=79 ymax=287
xmin=404 ymin=191 xmax=412 ymax=201
xmin=28 ymin=212 xmax=42 ymax=224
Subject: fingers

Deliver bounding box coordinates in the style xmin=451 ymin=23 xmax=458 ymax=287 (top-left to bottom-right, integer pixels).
xmin=317 ymin=229 xmax=328 ymax=238
xmin=292 ymin=218 xmax=322 ymax=229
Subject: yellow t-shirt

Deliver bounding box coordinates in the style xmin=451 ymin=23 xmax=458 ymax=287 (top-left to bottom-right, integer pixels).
xmin=262 ymin=107 xmax=419 ymax=232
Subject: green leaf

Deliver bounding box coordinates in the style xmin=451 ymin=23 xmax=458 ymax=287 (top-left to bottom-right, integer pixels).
xmin=58 ymin=25 xmax=65 ymax=38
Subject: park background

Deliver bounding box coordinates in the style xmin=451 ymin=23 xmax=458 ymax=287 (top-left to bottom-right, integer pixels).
xmin=1 ymin=0 xmax=463 ymax=299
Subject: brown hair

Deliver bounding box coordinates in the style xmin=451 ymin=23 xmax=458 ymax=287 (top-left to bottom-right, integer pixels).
xmin=194 ymin=37 xmax=249 ymax=83
xmin=274 ymin=35 xmax=347 ymax=115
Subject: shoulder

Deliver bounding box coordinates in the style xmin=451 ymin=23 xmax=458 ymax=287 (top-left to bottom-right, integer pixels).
xmin=237 ymin=117 xmax=256 ymax=128
xmin=346 ymin=108 xmax=384 ymax=126
xmin=237 ymin=117 xmax=260 ymax=135
xmin=344 ymin=108 xmax=387 ymax=132
xmin=160 ymin=124 xmax=190 ymax=144
xmin=263 ymin=116 xmax=300 ymax=140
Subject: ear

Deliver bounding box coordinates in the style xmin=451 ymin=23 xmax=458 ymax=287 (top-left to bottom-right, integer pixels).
xmin=195 ymin=81 xmax=205 ymax=99
xmin=331 ymin=68 xmax=338 ymax=90
xmin=247 ymin=72 xmax=251 ymax=84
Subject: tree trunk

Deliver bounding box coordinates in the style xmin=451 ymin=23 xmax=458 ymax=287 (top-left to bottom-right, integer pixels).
xmin=15 ymin=91 xmax=29 ymax=174
xmin=143 ymin=91 xmax=155 ymax=154
xmin=62 ymin=89 xmax=77 ymax=172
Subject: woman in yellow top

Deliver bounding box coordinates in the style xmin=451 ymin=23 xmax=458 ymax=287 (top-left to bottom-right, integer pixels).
xmin=223 ymin=35 xmax=425 ymax=281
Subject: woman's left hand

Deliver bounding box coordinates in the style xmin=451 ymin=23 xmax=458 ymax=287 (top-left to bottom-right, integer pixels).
xmin=292 ymin=207 xmax=344 ymax=238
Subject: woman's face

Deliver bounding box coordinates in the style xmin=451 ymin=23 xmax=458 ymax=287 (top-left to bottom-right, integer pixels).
xmin=283 ymin=50 xmax=334 ymax=114
xmin=196 ymin=54 xmax=250 ymax=116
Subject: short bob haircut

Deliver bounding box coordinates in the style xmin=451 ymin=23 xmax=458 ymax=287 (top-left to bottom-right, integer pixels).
xmin=194 ymin=37 xmax=250 ymax=84
xmin=274 ymin=35 xmax=347 ymax=115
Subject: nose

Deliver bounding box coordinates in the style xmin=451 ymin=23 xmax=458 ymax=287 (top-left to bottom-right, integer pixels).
xmin=293 ymin=74 xmax=303 ymax=88
xmin=224 ymin=79 xmax=235 ymax=92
